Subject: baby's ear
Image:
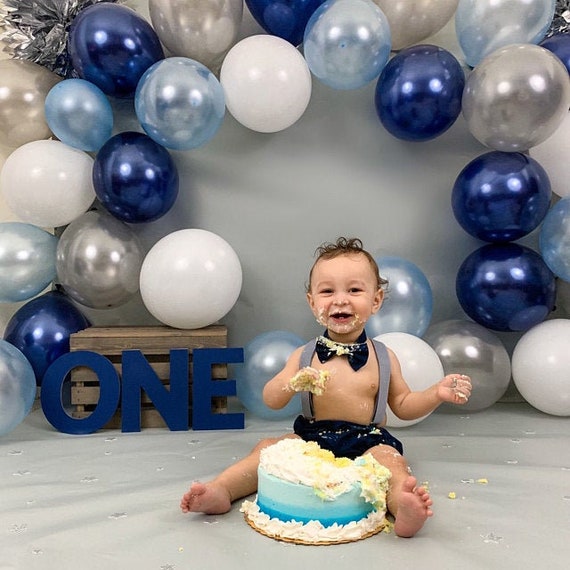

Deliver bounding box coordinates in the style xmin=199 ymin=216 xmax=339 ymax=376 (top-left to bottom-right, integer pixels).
xmin=372 ymin=288 xmax=384 ymax=313
xmin=306 ymin=291 xmax=316 ymax=311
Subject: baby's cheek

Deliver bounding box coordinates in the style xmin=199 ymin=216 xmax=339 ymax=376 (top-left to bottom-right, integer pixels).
xmin=315 ymin=307 xmax=327 ymax=325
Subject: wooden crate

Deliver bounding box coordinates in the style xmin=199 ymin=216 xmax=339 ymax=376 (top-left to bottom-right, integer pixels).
xmin=69 ymin=325 xmax=228 ymax=428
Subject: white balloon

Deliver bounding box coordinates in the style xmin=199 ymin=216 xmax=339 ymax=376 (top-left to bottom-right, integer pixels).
xmin=139 ymin=229 xmax=242 ymax=329
xmin=530 ymin=112 xmax=570 ymax=198
xmin=374 ymin=0 xmax=459 ymax=51
xmin=220 ymin=35 xmax=312 ymax=133
xmin=0 ymin=140 xmax=95 ymax=228
xmin=374 ymin=331 xmax=444 ymax=427
xmin=512 ymin=319 xmax=570 ymax=416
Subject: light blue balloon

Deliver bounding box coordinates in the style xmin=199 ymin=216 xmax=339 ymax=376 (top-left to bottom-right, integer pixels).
xmin=455 ymin=0 xmax=556 ymax=67
xmin=539 ymin=196 xmax=570 ymax=282
xmin=135 ymin=57 xmax=225 ymax=150
xmin=235 ymin=330 xmax=304 ymax=421
xmin=365 ymin=256 xmax=433 ymax=338
xmin=0 ymin=340 xmax=37 ymax=436
xmin=0 ymin=222 xmax=58 ymax=303
xmin=44 ymin=79 xmax=113 ymax=152
xmin=303 ymin=0 xmax=391 ymax=90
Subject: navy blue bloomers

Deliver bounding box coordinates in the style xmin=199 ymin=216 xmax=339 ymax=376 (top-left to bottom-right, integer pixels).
xmin=293 ymin=415 xmax=404 ymax=460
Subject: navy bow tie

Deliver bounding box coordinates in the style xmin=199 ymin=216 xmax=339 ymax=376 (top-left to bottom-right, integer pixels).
xmin=315 ymin=331 xmax=369 ymax=371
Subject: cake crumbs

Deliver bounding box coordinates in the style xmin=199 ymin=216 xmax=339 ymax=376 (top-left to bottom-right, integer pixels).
xmin=287 ymin=367 xmax=330 ymax=395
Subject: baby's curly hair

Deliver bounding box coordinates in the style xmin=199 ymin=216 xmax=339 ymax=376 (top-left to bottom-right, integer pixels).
xmin=306 ymin=237 xmax=388 ymax=292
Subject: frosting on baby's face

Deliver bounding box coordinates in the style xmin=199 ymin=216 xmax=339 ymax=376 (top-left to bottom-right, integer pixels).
xmin=307 ymin=254 xmax=383 ymax=341
xmin=315 ymin=310 xmax=363 ymax=335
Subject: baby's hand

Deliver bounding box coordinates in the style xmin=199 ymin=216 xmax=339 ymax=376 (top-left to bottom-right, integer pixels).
xmin=439 ymin=374 xmax=472 ymax=405
xmin=286 ymin=366 xmax=330 ymax=396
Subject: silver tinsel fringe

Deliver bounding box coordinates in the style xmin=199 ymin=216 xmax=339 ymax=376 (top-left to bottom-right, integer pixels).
xmin=0 ymin=0 xmax=125 ymax=77
xmin=547 ymin=0 xmax=570 ymax=37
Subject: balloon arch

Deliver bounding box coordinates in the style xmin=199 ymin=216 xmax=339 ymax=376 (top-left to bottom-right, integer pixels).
xmin=1 ymin=0 xmax=570 ymax=435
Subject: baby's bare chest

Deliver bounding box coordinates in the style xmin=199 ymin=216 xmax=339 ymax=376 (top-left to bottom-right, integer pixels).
xmin=313 ymin=356 xmax=380 ymax=398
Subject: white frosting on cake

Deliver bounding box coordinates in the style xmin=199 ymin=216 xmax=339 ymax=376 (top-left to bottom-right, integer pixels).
xmin=241 ymin=439 xmax=392 ymax=544
xmin=241 ymin=500 xmax=388 ymax=543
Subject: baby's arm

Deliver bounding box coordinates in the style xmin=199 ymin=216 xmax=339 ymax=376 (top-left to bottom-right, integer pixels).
xmin=262 ymin=346 xmax=305 ymax=410
xmin=386 ymin=349 xmax=472 ymax=421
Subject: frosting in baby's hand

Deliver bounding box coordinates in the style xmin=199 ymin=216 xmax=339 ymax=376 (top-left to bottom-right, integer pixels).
xmin=287 ymin=366 xmax=330 ymax=396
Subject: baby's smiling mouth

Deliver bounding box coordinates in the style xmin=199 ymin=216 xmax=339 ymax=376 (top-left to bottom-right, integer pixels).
xmin=330 ymin=311 xmax=353 ymax=320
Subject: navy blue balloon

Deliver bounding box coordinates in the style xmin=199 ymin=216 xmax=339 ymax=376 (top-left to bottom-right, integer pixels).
xmin=93 ymin=132 xmax=179 ymax=223
xmin=374 ymin=44 xmax=465 ymax=141
xmin=68 ymin=3 xmax=164 ymax=98
xmin=245 ymin=0 xmax=326 ymax=45
xmin=3 ymin=290 xmax=91 ymax=385
xmin=540 ymin=33 xmax=570 ymax=76
xmin=452 ymin=151 xmax=552 ymax=243
xmin=456 ymin=244 xmax=556 ymax=332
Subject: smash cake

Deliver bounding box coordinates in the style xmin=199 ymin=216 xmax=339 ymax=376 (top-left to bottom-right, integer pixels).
xmin=241 ymin=438 xmax=392 ymax=545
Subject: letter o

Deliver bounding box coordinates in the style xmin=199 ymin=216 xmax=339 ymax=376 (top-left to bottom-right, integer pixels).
xmin=41 ymin=351 xmax=120 ymax=434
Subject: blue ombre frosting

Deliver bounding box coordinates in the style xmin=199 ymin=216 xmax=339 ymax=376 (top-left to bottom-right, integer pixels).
xmin=256 ymin=470 xmax=375 ymax=527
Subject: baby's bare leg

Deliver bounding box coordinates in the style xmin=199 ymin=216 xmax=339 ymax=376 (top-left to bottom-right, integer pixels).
xmin=180 ymin=434 xmax=298 ymax=515
xmin=367 ymin=444 xmax=433 ymax=538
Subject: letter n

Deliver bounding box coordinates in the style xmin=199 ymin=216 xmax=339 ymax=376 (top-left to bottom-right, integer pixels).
xmin=121 ymin=349 xmax=189 ymax=433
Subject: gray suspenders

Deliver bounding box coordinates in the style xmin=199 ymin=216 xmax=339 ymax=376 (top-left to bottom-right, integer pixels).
xmin=298 ymin=338 xmax=391 ymax=424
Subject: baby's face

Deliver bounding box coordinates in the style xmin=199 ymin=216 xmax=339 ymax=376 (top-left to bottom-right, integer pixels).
xmin=307 ymin=253 xmax=383 ymax=340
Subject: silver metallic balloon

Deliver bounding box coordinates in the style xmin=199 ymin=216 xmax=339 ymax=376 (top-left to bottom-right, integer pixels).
xmin=423 ymin=319 xmax=511 ymax=413
xmin=374 ymin=0 xmax=458 ymax=51
xmin=148 ymin=0 xmax=243 ymax=73
xmin=462 ymin=44 xmax=570 ymax=152
xmin=56 ymin=210 xmax=144 ymax=309
xmin=0 ymin=59 xmax=61 ymax=148
xmin=0 ymin=222 xmax=58 ymax=303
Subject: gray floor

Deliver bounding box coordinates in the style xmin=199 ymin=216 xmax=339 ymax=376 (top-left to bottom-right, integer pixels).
xmin=2 ymin=402 xmax=569 ymax=569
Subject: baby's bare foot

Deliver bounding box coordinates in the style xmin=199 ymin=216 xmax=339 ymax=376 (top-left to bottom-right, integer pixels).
xmin=394 ymin=476 xmax=433 ymax=538
xmin=180 ymin=481 xmax=232 ymax=515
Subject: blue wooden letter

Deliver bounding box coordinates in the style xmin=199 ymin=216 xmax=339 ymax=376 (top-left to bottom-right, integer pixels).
xmin=121 ymin=349 xmax=189 ymax=433
xmin=192 ymin=347 xmax=245 ymax=430
xmin=41 ymin=351 xmax=120 ymax=435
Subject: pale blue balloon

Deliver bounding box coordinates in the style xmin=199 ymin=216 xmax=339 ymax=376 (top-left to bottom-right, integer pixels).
xmin=0 ymin=340 xmax=37 ymax=436
xmin=455 ymin=0 xmax=556 ymax=67
xmin=365 ymin=256 xmax=433 ymax=338
xmin=0 ymin=222 xmax=58 ymax=303
xmin=235 ymin=330 xmax=303 ymax=421
xmin=135 ymin=57 xmax=225 ymax=150
xmin=539 ymin=197 xmax=570 ymax=282
xmin=44 ymin=79 xmax=113 ymax=152
xmin=303 ymin=0 xmax=391 ymax=90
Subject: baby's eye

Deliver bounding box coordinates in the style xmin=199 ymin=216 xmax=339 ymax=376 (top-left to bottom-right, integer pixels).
xmin=320 ymin=288 xmax=334 ymax=294
xmin=349 ymin=287 xmax=363 ymax=293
